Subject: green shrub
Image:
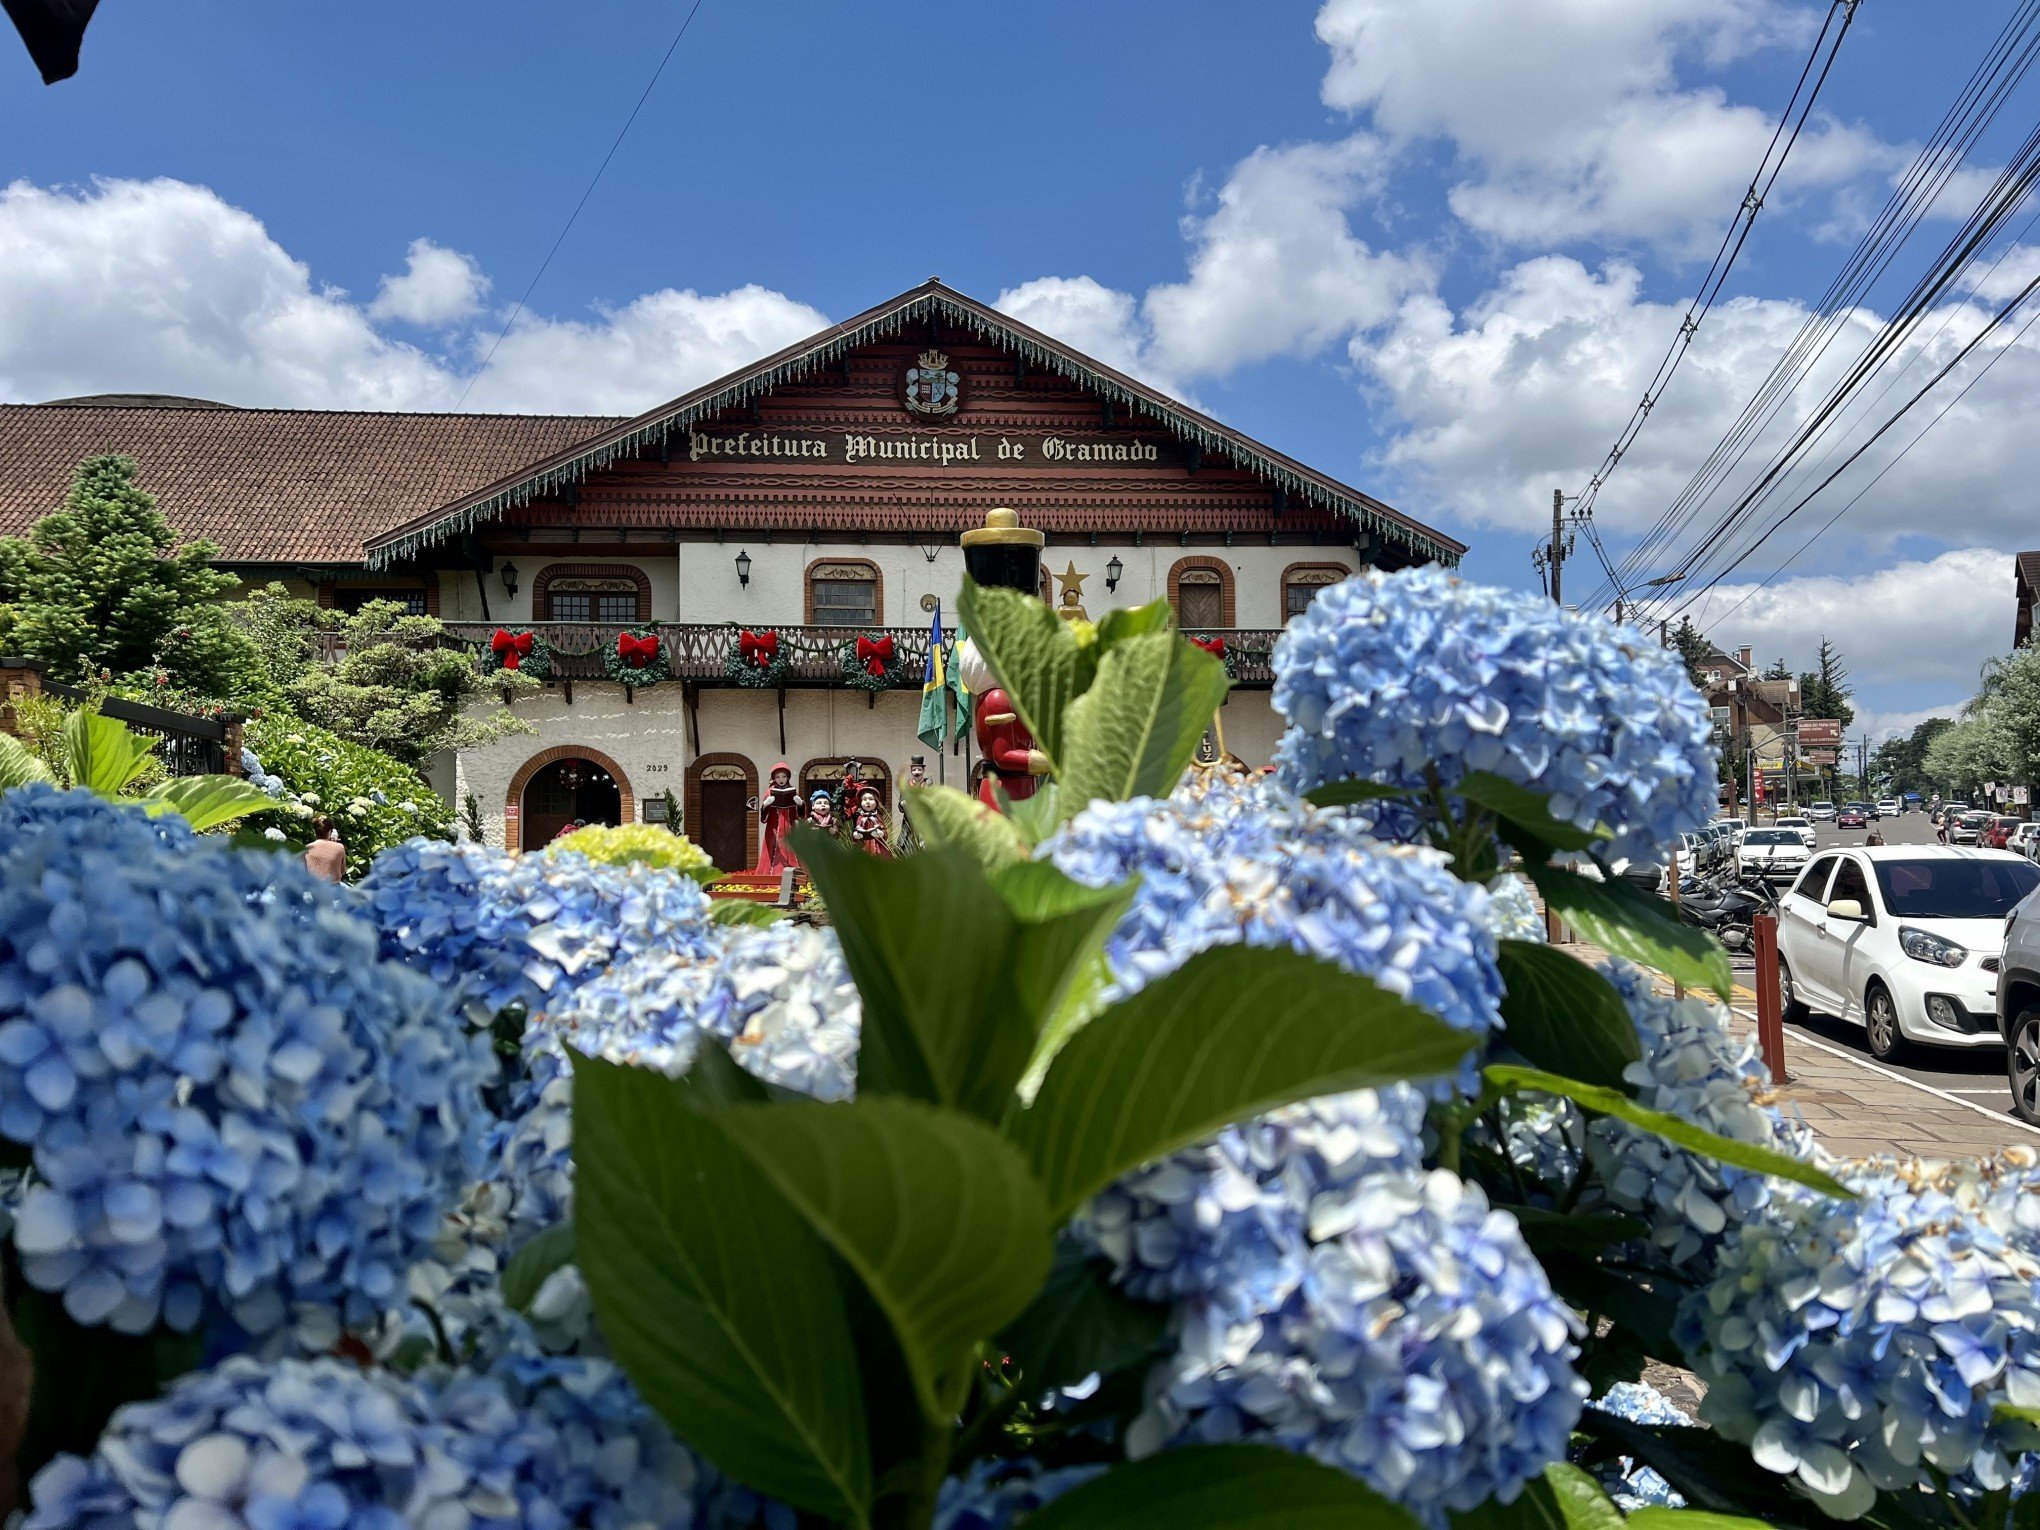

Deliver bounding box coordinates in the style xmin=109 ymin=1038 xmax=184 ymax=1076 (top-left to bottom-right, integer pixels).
xmin=243 ymin=710 xmax=452 ymax=877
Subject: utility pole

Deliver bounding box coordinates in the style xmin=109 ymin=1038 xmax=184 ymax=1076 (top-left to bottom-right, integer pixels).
xmin=1531 ymin=488 xmax=1581 ymax=605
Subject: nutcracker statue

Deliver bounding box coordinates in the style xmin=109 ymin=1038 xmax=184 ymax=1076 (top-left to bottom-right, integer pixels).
xmin=957 ymin=507 xmax=1050 ymax=812
xmin=850 ymin=786 xmax=890 ymax=858
xmin=755 ymin=761 xmax=800 ymax=874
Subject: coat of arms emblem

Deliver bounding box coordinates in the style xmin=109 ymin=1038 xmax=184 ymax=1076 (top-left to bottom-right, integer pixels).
xmin=902 ymin=349 xmax=960 ymax=416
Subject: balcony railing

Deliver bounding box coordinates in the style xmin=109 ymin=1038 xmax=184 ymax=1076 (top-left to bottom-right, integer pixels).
xmin=434 ymin=623 xmax=1284 ymax=688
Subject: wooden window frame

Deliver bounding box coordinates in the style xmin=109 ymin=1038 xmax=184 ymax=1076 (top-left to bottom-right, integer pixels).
xmin=805 ymin=557 xmax=883 ymax=627
xmin=1167 ymin=555 xmax=1235 ymax=629
xmin=1279 ymin=561 xmax=1350 ymax=624
xmin=532 ymin=563 xmax=652 ymax=623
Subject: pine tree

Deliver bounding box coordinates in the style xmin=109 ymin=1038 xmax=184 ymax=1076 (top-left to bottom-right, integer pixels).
xmin=1670 ymin=617 xmax=1713 ymax=689
xmin=1798 ymin=636 xmax=1855 ymax=732
xmin=0 ymin=454 xmax=242 ymax=687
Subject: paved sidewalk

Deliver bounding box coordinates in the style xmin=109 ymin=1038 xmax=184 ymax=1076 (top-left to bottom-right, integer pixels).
xmin=1552 ymin=937 xmax=2040 ymax=1163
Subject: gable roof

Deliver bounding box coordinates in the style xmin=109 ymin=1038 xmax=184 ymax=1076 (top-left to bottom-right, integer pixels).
xmin=0 ymin=401 xmax=618 ymax=564
xmin=2018 ymin=551 xmax=2040 ymax=592
xmin=366 ymin=279 xmax=1462 ymax=569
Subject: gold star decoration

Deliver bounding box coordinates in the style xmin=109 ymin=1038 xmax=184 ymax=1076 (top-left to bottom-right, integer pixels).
xmin=1054 ymin=561 xmax=1089 ymax=604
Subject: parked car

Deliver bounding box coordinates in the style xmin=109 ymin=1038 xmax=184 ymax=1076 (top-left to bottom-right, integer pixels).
xmin=2009 ymin=822 xmax=2040 ymax=861
xmin=1878 ymin=798 xmax=1903 ymax=817
xmin=1670 ymin=831 xmax=1708 ymax=884
xmin=1837 ymin=804 xmax=1868 ymax=829
xmin=1780 ymin=847 xmax=2039 ymax=1060
xmin=1774 ymin=814 xmax=1818 ymax=849
xmin=1953 ymin=811 xmax=1994 ymax=846
xmin=1809 ymin=801 xmax=1838 ymax=822
xmin=1716 ymin=816 xmax=1749 ymax=848
xmin=1738 ymin=827 xmax=1814 ymax=884
xmin=1998 ymin=879 xmax=2040 ymax=1121
xmin=1982 ymin=816 xmax=2026 ymax=851
xmin=1938 ymin=802 xmax=1972 ymax=826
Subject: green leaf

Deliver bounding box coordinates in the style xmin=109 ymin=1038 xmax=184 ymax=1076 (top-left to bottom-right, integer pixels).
xmin=1093 ymin=598 xmax=1175 ymax=651
xmin=1488 ymin=1065 xmax=1853 ymax=1197
xmin=1020 ymin=1443 xmax=1422 ymax=1529
xmin=1452 ymin=1464 xmax=1624 ymax=1530
xmin=797 ymin=834 xmax=1127 ymax=1122
xmin=1572 ymin=1411 xmax=1812 ymax=1523
xmin=1000 ymin=1242 xmax=1169 ymax=1396
xmin=571 ymin=1056 xmax=871 ymax=1521
xmin=501 ymin=1223 xmax=575 ymax=1313
xmin=1451 ymin=771 xmax=1606 ymax=852
xmin=0 ymin=730 xmax=55 ymax=790
xmin=1303 ymin=778 xmax=1411 ymax=810
xmin=717 ymin=1098 xmax=1053 ymax=1423
xmin=62 ymin=709 xmax=156 ymax=797
xmin=1059 ymin=631 xmax=1231 ymax=809
xmin=1494 ymin=940 xmax=1641 ymax=1089
xmin=1526 ymin=864 xmax=1732 ymax=1001
xmin=902 ymin=783 xmax=1027 ymax=870
xmin=988 ymin=860 xmax=1136 ymax=1064
xmin=1629 ymin=1513 xmax=1785 ymax=1528
xmin=1508 ymin=1207 xmax=1647 ymax=1259
xmin=1013 ymin=944 xmax=1473 ymax=1220
xmin=706 ymin=898 xmax=788 ymax=928
xmin=957 ymin=580 xmax=1083 ymax=770
xmin=1002 ymin=781 xmax=1065 ymax=846
xmin=144 ymin=774 xmax=278 ymax=831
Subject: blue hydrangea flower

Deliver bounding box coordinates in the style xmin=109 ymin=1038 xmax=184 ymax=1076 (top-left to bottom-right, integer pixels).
xmin=1587 ymin=1381 xmax=1692 ymax=1510
xmin=935 ymin=1458 xmax=1105 ymax=1528
xmin=1050 ymin=775 xmax=1503 ymax=1095
xmin=1272 ymin=568 xmax=1716 ymax=863
xmin=0 ymin=787 xmax=492 ymax=1339
xmin=1682 ymin=1151 xmax=2040 ymax=1516
xmin=1126 ymin=1166 xmax=1585 ymax=1526
xmin=25 ymin=1350 xmax=701 ymax=1529
xmin=1485 ymin=873 xmax=1544 ymax=944
xmin=358 ymin=840 xmax=717 ymax=1023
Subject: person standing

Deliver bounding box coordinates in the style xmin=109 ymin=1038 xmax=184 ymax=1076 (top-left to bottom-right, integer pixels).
xmin=303 ymin=814 xmax=347 ymax=883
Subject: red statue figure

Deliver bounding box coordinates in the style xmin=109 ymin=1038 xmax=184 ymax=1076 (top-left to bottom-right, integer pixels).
xmin=850 ymin=786 xmax=890 ymax=857
xmin=957 ymin=508 xmax=1050 ymax=813
xmin=756 ymin=761 xmax=799 ymax=874
xmin=972 ymin=687 xmax=1049 ymax=810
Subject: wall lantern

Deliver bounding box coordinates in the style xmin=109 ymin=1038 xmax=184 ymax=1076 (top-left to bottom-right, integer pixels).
xmin=1105 ymin=555 xmax=1124 ymax=593
xmin=735 ymin=549 xmax=752 ymax=588
xmin=499 ymin=560 xmax=520 ymax=598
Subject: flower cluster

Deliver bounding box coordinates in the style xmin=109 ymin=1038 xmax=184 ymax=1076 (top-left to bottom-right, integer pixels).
xmin=0 ymin=786 xmax=492 ymax=1340
xmin=1682 ymin=1151 xmax=2040 ymax=1515
xmin=1127 ymin=1167 xmax=1585 ymax=1526
xmin=26 ymin=1350 xmax=701 ymax=1529
xmin=358 ymin=839 xmax=717 ymax=1023
xmin=1271 ymin=567 xmax=1716 ymax=862
xmin=934 ymin=1458 xmax=1105 ymax=1529
xmin=1050 ymin=774 xmax=1503 ymax=1093
xmin=1587 ymin=1381 xmax=1692 ymax=1510
xmin=546 ymin=821 xmax=720 ymax=882
xmin=241 ymin=711 xmax=452 ymax=875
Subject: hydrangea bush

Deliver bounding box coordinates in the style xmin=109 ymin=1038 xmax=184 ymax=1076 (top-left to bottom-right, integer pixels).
xmin=546 ymin=820 xmax=721 ymax=882
xmin=3 ymin=571 xmax=2023 ymax=1530
xmin=242 ymin=710 xmax=453 ymax=877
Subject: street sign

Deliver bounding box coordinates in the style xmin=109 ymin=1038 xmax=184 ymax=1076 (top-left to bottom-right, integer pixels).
xmin=1804 ymin=747 xmax=1839 ymax=766
xmin=1797 ymin=719 xmax=1842 ymax=747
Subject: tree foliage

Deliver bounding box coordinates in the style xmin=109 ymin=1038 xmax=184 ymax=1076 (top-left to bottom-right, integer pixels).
xmin=1868 ymin=717 xmax=1952 ymax=797
xmin=1796 ymin=637 xmax=1855 ymax=733
xmin=1923 ymin=641 xmax=2040 ymax=799
xmin=1669 ymin=618 xmax=1713 ymax=690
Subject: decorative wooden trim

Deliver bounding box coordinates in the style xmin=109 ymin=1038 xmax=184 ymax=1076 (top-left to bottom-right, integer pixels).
xmin=798 ymin=756 xmax=893 ymax=811
xmin=1167 ymin=555 xmax=1235 ymax=627
xmin=533 ymin=562 xmax=652 ymax=622
xmin=685 ymin=751 xmax=759 ymax=871
xmin=803 ymin=557 xmax=883 ymax=625
xmin=504 ymin=744 xmax=635 ymax=854
xmin=1278 ymin=560 xmax=1350 ymax=622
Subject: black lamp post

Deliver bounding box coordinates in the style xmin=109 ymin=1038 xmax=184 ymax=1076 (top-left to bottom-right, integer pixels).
xmin=735 ymin=550 xmax=752 ymax=588
xmin=1105 ymin=555 xmax=1124 ymax=593
xmin=499 ymin=561 xmax=520 ymax=599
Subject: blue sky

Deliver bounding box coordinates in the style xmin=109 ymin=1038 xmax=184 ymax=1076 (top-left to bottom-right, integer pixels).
xmin=4 ymin=1 xmax=2036 ymax=734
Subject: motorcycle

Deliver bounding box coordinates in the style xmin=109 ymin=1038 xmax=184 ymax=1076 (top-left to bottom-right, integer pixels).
xmin=1676 ymin=874 xmax=1776 ymax=953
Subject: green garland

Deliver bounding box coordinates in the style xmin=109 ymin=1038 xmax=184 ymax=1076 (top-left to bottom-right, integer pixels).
xmin=604 ymin=627 xmax=671 ymax=689
xmin=723 ymin=626 xmax=791 ymax=688
xmin=839 ymin=631 xmax=915 ymax=692
xmin=481 ymin=627 xmax=552 ymax=681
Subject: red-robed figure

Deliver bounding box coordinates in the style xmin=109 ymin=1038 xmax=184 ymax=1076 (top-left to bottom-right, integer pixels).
xmin=958 ymin=508 xmax=1051 ymax=811
xmin=755 ymin=761 xmax=800 ymax=874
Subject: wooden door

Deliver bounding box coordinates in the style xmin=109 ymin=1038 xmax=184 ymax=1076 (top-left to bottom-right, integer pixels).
xmin=699 ymin=776 xmax=751 ymax=871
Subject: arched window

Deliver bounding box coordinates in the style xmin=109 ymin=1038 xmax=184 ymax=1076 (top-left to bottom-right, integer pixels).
xmin=1280 ymin=562 xmax=1348 ymax=623
xmin=807 ymin=559 xmax=882 ymax=626
xmin=534 ymin=564 xmax=652 ymax=623
xmin=1168 ymin=556 xmax=1234 ymax=630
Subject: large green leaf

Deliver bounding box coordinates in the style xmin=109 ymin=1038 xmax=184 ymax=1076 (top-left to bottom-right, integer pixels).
xmin=1450 ymin=771 xmax=1606 ymax=853
xmin=1629 ymin=1513 xmax=1784 ymax=1528
xmin=1093 ymin=598 xmax=1175 ymax=651
xmin=1058 ymin=631 xmax=1231 ymax=810
xmin=570 ymin=1057 xmax=871 ymax=1521
xmin=1003 ymin=781 xmax=1065 ymax=846
xmin=500 ymin=1223 xmax=575 ymax=1313
xmin=717 ymin=1098 xmax=1053 ymax=1422
xmin=797 ymin=834 xmax=1128 ymax=1121
xmin=0 ymin=731 xmax=55 ymax=790
xmin=1451 ymin=1464 xmax=1624 ymax=1529
xmin=1494 ymin=940 xmax=1641 ymax=1090
xmin=1013 ymin=944 xmax=1473 ymax=1220
xmin=902 ymin=783 xmax=1027 ymax=870
xmin=1021 ymin=1444 xmax=1422 ymax=1529
xmin=989 ymin=859 xmax=1136 ymax=1063
xmin=1526 ymin=864 xmax=1732 ymax=1001
xmin=1487 ymin=1065 xmax=1852 ymax=1197
xmin=1572 ymin=1410 xmax=1818 ymax=1524
xmin=1000 ymin=1241 xmax=1168 ymax=1396
xmin=1304 ymin=778 xmax=1411 ymax=810
xmin=62 ymin=709 xmax=156 ymax=797
xmin=144 ymin=774 xmax=278 ymax=831
xmin=957 ymin=581 xmax=1083 ymax=770
xmin=706 ymin=899 xmax=788 ymax=928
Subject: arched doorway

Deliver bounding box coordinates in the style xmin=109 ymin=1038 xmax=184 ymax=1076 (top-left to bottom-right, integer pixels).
xmin=800 ymin=757 xmax=893 ymax=827
xmin=508 ymin=748 xmax=632 ymax=852
xmin=685 ymin=753 xmax=758 ymax=872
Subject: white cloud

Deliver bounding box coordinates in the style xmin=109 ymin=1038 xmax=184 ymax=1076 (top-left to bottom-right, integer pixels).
xmin=994 ymin=275 xmax=1176 ymax=389
xmin=370 ymin=238 xmax=488 ymax=327
xmin=1854 ymin=702 xmax=1965 ymax=746
xmin=0 ymin=177 xmax=828 ymax=415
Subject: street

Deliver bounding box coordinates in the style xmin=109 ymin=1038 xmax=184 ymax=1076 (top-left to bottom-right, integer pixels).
xmin=1720 ymin=807 xmax=2025 ymax=1130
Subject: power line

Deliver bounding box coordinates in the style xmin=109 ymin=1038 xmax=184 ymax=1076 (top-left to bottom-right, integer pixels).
xmin=455 ymin=0 xmax=711 ymax=408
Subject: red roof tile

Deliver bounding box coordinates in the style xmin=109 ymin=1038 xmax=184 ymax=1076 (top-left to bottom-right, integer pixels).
xmin=0 ymin=402 xmax=619 ymax=564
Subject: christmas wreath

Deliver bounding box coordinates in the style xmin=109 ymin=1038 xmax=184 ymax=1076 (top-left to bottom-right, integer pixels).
xmin=483 ymin=627 xmax=552 ymax=681
xmin=839 ymin=631 xmax=913 ymax=691
xmin=723 ymin=626 xmax=790 ymax=688
xmin=603 ymin=627 xmax=670 ymax=688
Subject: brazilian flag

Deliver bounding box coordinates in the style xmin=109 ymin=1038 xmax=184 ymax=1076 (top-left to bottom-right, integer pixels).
xmin=917 ymin=602 xmax=950 ymax=751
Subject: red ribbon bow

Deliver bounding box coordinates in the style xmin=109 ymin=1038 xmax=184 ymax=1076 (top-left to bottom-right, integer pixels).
xmin=1190 ymin=636 xmax=1227 ymax=659
xmin=491 ymin=628 xmax=535 ymax=670
xmin=739 ymin=629 xmax=779 ymax=666
xmin=855 ymin=634 xmax=895 ymax=676
xmin=616 ymin=632 xmax=660 ymax=667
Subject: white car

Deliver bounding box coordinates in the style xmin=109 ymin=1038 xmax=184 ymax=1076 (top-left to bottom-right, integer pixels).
xmin=1738 ymin=827 xmax=1812 ymax=883
xmin=1878 ymin=798 xmax=1902 ymax=817
xmin=1717 ymin=816 xmax=1749 ymax=848
xmin=1779 ymin=847 xmax=2040 ymax=1061
xmin=1773 ymin=815 xmax=1817 ymax=850
xmin=1999 ymin=884 xmax=2040 ymax=1120
xmin=1809 ymin=801 xmax=1838 ymax=822
xmin=2009 ymin=822 xmax=2040 ymax=862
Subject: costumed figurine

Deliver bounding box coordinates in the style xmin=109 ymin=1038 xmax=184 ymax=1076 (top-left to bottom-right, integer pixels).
xmin=850 ymin=786 xmax=890 ymax=858
xmin=756 ymin=761 xmax=800 ymax=874
xmin=957 ymin=508 xmax=1051 ymax=811
xmin=833 ymin=758 xmax=867 ymax=825
xmin=806 ymin=789 xmax=837 ymax=835
xmin=896 ymin=757 xmax=928 ymax=854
